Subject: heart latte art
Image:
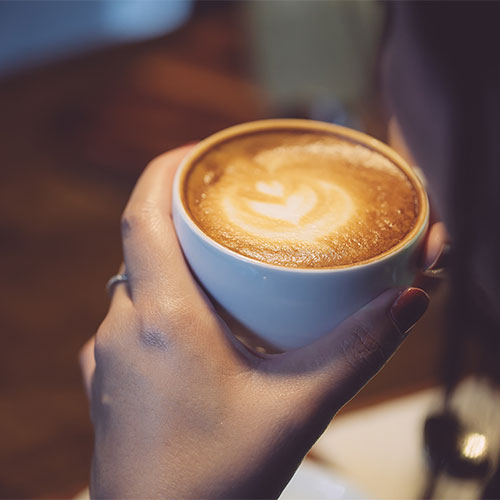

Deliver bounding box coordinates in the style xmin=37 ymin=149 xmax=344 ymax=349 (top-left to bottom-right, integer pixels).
xmin=183 ymin=131 xmax=419 ymax=268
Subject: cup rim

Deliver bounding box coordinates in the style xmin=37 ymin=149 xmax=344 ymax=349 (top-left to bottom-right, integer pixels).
xmin=173 ymin=119 xmax=430 ymax=274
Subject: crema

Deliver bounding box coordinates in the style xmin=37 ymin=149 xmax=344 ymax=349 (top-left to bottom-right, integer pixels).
xmin=183 ymin=130 xmax=419 ymax=269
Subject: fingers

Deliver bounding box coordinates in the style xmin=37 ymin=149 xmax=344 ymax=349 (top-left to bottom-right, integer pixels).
xmin=421 ymin=222 xmax=450 ymax=272
xmin=80 ymin=278 xmax=137 ymax=401
xmin=120 ymin=145 xmax=200 ymax=304
xmin=107 ymin=262 xmax=133 ymax=305
xmin=79 ymin=337 xmax=96 ymax=399
xmin=422 ymin=222 xmax=450 ymax=276
xmin=272 ymin=287 xmax=429 ymax=408
xmin=389 ymin=117 xmax=450 ymax=275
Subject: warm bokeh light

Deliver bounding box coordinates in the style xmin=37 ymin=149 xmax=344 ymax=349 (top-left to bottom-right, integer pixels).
xmin=461 ymin=432 xmax=488 ymax=461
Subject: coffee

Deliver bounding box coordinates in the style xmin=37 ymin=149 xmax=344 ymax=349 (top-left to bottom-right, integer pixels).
xmin=173 ymin=120 xmax=429 ymax=349
xmin=182 ymin=130 xmax=420 ymax=269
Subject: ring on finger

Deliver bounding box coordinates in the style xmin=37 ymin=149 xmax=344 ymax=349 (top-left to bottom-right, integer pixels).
xmin=106 ymin=273 xmax=129 ymax=295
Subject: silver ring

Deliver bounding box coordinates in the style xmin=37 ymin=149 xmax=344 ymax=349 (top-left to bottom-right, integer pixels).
xmin=106 ymin=273 xmax=129 ymax=295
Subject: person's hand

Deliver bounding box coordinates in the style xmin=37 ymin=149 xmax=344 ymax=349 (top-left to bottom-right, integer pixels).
xmin=389 ymin=116 xmax=450 ymax=283
xmin=80 ymin=145 xmax=434 ymax=499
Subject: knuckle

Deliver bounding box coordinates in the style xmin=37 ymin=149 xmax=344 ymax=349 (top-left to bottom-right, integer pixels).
xmin=134 ymin=298 xmax=195 ymax=351
xmin=93 ymin=318 xmax=118 ymax=363
xmin=137 ymin=328 xmax=170 ymax=351
xmin=121 ymin=210 xmax=142 ymax=239
xmin=342 ymin=321 xmax=390 ymax=375
xmin=136 ymin=308 xmax=171 ymax=351
xmin=93 ymin=293 xmax=209 ymax=360
xmin=93 ymin=331 xmax=112 ymax=367
xmin=140 ymin=295 xmax=188 ymax=327
xmin=135 ymin=310 xmax=166 ymax=344
xmin=78 ymin=339 xmax=93 ymax=366
xmin=147 ymin=153 xmax=170 ymax=169
xmin=93 ymin=310 xmax=134 ymax=364
xmin=120 ymin=205 xmax=161 ymax=240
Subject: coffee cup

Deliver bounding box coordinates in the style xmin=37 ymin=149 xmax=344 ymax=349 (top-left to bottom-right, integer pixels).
xmin=172 ymin=119 xmax=429 ymax=351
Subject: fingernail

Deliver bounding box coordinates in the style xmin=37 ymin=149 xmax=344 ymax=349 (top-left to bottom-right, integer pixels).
xmin=426 ymin=242 xmax=451 ymax=272
xmin=389 ymin=288 xmax=429 ymax=334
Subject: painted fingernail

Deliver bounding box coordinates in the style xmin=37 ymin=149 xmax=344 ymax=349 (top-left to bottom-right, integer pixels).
xmin=426 ymin=242 xmax=451 ymax=272
xmin=389 ymin=288 xmax=429 ymax=334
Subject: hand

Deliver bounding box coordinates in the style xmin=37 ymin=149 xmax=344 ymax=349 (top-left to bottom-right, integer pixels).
xmin=80 ymin=146 xmax=432 ymax=499
xmin=389 ymin=116 xmax=450 ymax=282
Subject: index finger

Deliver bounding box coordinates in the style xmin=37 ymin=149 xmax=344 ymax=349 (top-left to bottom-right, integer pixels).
xmin=121 ymin=144 xmax=198 ymax=303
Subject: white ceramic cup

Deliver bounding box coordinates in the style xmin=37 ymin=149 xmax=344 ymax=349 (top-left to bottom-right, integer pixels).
xmin=172 ymin=119 xmax=429 ymax=351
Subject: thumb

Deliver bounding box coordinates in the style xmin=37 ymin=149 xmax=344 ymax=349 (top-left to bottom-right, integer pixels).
xmin=273 ymin=287 xmax=429 ymax=409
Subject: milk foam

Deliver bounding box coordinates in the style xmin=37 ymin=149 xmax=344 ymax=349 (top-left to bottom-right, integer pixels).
xmin=184 ymin=131 xmax=419 ymax=268
xmin=222 ymin=180 xmax=353 ymax=240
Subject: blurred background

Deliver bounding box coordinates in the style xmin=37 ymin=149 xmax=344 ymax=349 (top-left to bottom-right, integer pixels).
xmin=0 ymin=1 xmax=450 ymax=498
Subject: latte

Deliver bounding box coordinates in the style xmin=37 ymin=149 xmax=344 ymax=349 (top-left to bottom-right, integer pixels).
xmin=182 ymin=129 xmax=421 ymax=269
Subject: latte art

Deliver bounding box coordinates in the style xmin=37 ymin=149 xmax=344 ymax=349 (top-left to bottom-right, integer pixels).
xmin=222 ymin=175 xmax=354 ymax=240
xmin=184 ymin=131 xmax=420 ymax=268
